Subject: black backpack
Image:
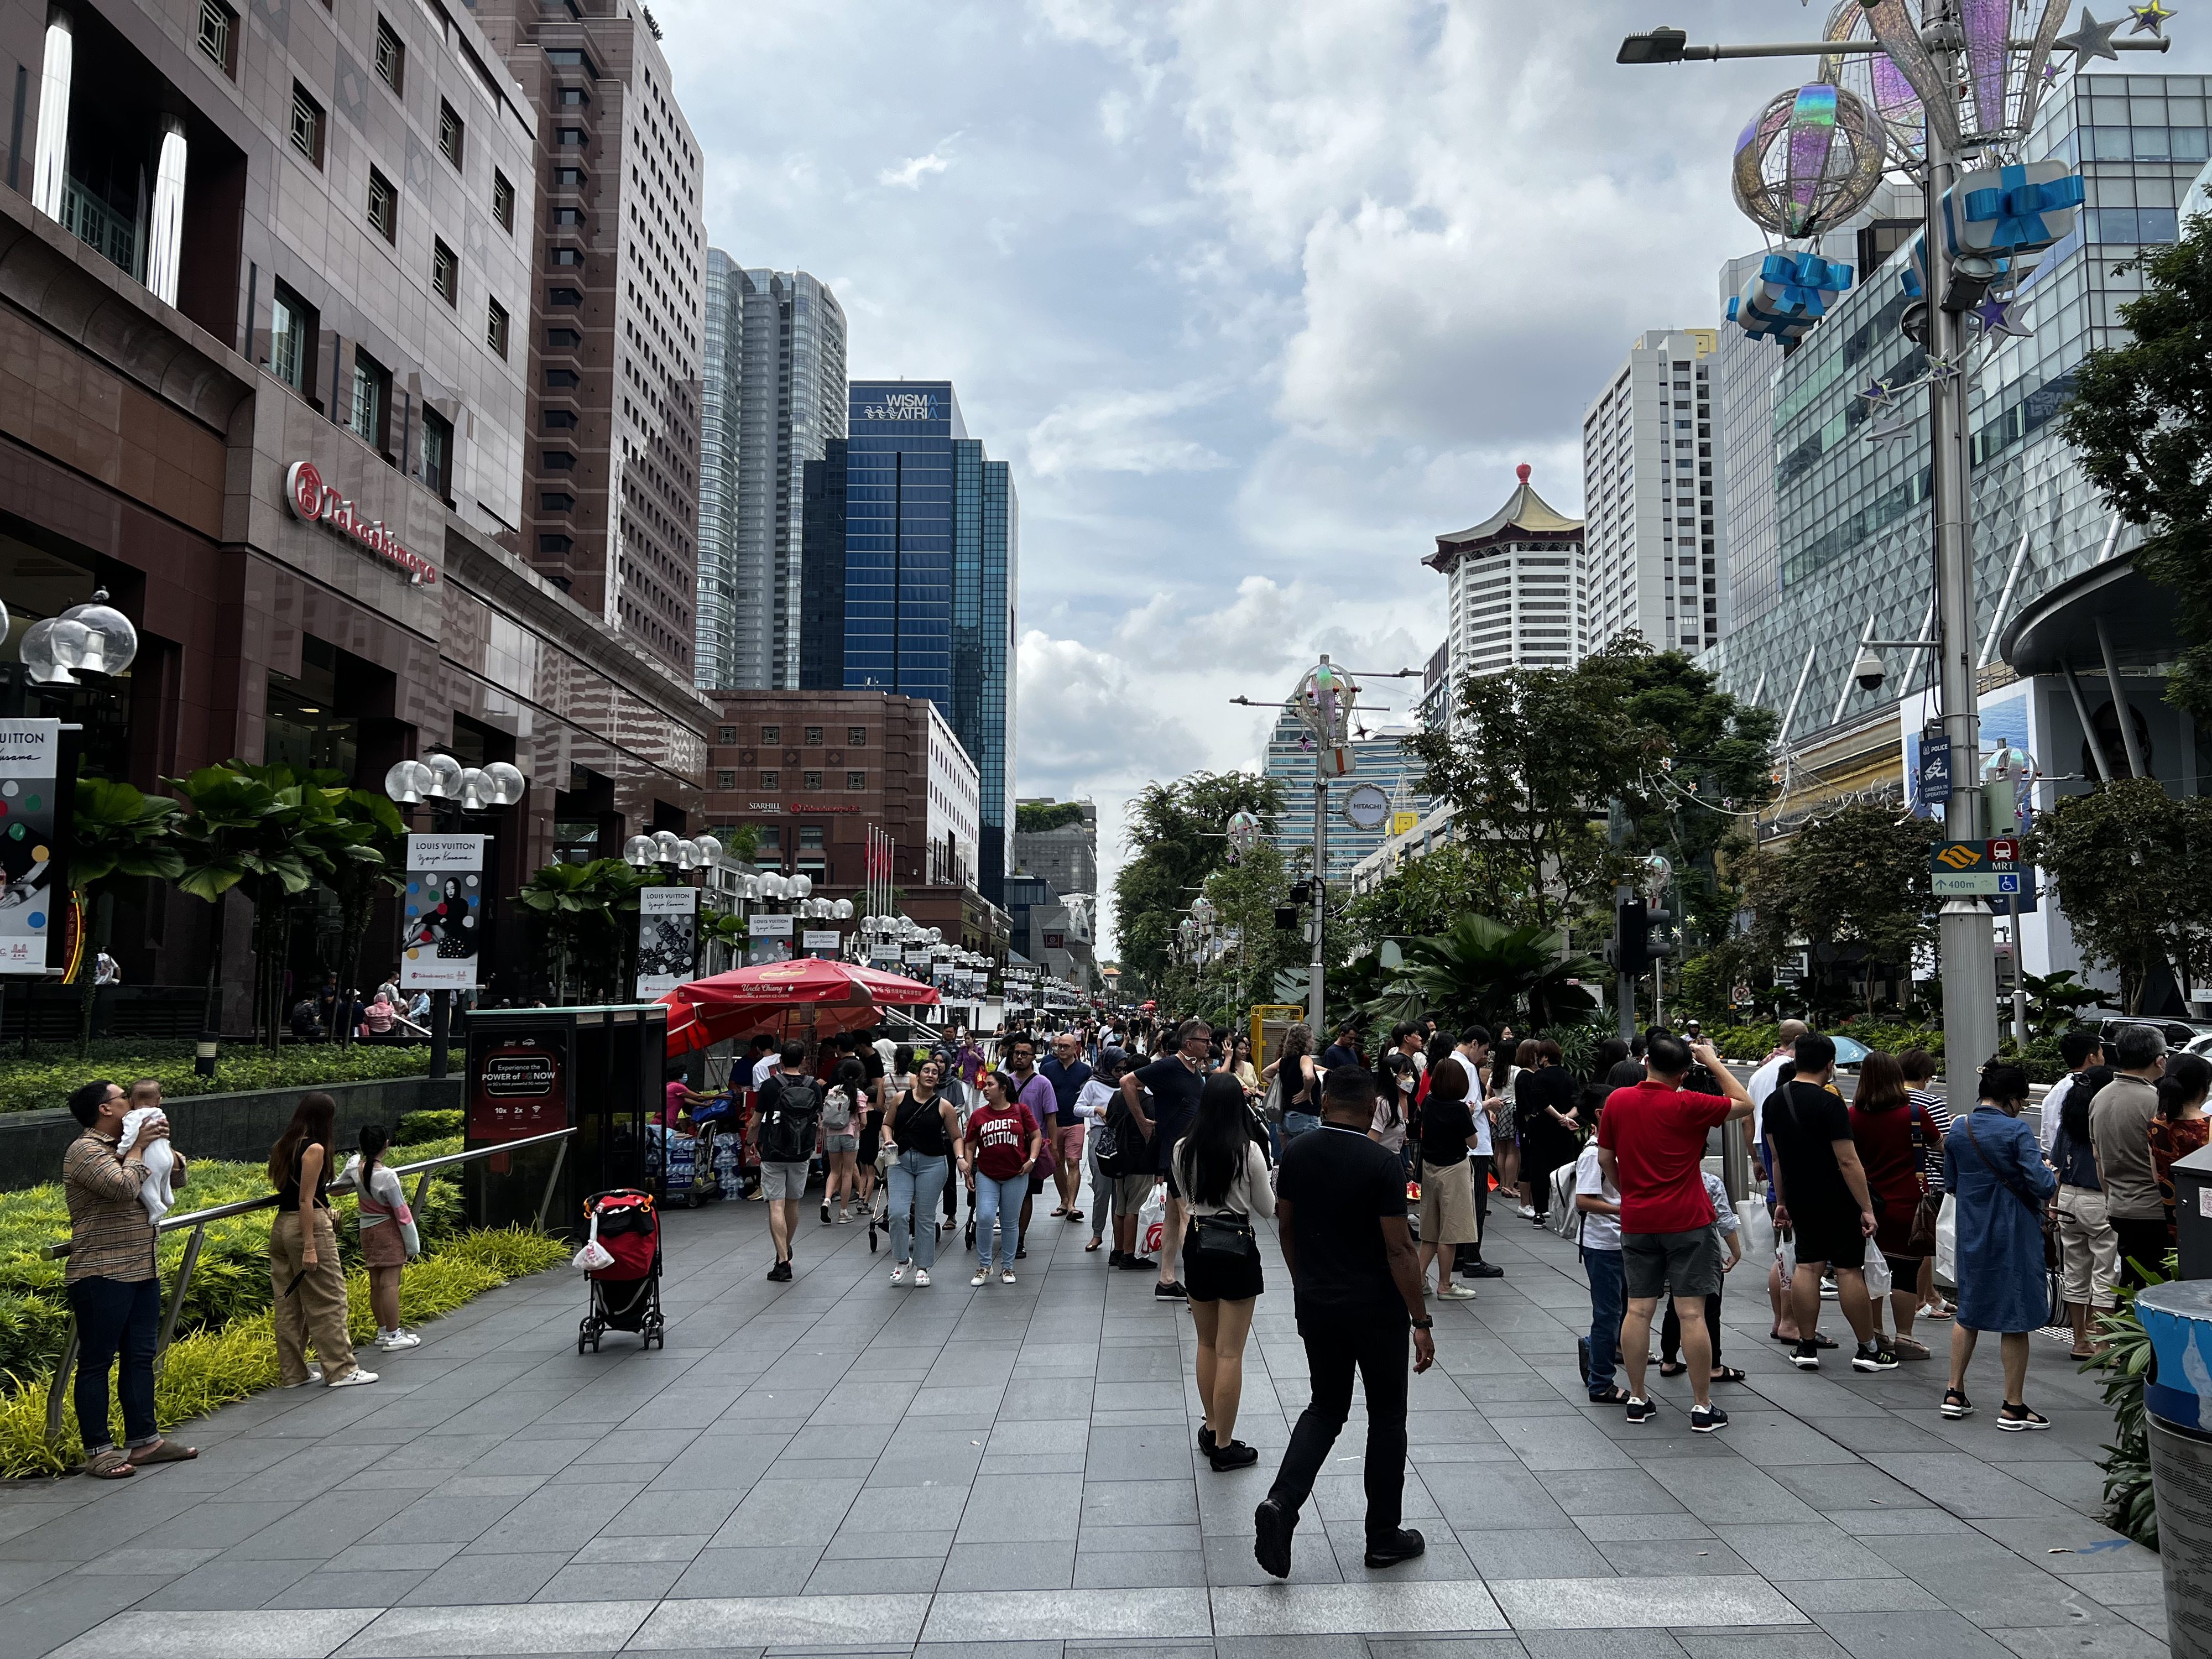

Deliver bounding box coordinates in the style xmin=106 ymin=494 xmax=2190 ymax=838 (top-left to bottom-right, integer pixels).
xmin=757 ymin=1077 xmax=821 ymax=1162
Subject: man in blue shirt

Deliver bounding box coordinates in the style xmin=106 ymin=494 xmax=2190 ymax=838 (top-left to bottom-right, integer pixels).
xmin=1007 ymin=1037 xmax=1059 ymax=1258
xmin=1039 ymin=1031 xmax=1093 ymax=1225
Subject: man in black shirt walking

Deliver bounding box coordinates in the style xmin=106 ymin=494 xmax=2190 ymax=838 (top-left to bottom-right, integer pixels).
xmin=1255 ymin=1065 xmax=1434 ymax=1579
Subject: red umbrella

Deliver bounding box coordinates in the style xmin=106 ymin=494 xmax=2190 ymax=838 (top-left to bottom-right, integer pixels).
xmin=658 ymin=957 xmax=941 ymax=1055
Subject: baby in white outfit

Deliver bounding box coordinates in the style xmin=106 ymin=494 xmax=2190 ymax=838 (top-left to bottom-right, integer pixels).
xmin=116 ymin=1107 xmax=175 ymax=1224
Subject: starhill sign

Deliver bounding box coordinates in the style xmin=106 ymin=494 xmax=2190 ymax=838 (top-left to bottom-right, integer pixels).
xmin=284 ymin=461 xmax=438 ymax=586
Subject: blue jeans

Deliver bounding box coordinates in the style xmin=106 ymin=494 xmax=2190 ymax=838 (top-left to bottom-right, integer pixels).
xmin=1282 ymin=1110 xmax=1320 ymax=1145
xmin=889 ymin=1150 xmax=948 ymax=1269
xmin=974 ymin=1171 xmax=1027 ymax=1270
xmin=66 ymin=1275 xmax=160 ymax=1453
xmin=1583 ymin=1246 xmax=1625 ymax=1396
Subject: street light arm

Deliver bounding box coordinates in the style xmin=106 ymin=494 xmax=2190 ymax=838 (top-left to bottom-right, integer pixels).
xmin=1621 ymin=33 xmax=2168 ymax=64
xmin=1865 ymin=638 xmax=1942 ymax=650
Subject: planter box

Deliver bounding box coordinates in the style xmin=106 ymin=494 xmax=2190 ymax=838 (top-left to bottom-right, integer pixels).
xmin=0 ymin=1074 xmax=464 ymax=1191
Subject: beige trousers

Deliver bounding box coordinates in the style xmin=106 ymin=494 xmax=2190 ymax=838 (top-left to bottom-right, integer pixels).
xmin=270 ymin=1210 xmax=358 ymax=1384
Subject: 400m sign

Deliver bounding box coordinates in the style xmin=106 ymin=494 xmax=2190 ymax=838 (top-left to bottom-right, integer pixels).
xmin=285 ymin=461 xmax=439 ymax=586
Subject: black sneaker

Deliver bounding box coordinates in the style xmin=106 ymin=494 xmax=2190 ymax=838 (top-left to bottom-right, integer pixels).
xmin=1467 ymin=1261 xmax=1504 ymax=1279
xmin=766 ymin=1260 xmax=792 ymax=1282
xmin=1108 ymin=1250 xmax=1129 ymax=1267
xmin=1254 ymin=1496 xmax=1296 ymax=1578
xmin=1624 ymin=1395 xmax=1655 ymax=1423
xmin=820 ymin=1202 xmax=832 ymax=1225
xmin=1198 ymin=1425 xmax=1215 ymax=1453
xmin=1364 ymin=1526 xmax=1426 ymax=1568
xmin=1119 ymin=1255 xmax=1156 ymax=1272
xmin=1689 ymin=1404 xmax=1728 ymax=1434
xmin=1792 ymin=1340 xmax=1822 ymax=1371
xmin=1207 ymin=1439 xmax=1259 ymax=1472
xmin=1853 ymin=1342 xmax=1900 ymax=1373
xmin=1016 ymin=1246 xmax=1027 ymax=1260
xmin=1155 ymin=1280 xmax=1188 ymax=1301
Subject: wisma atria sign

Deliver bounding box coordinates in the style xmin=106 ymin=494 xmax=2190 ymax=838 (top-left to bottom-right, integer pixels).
xmin=858 ymin=391 xmax=936 ymax=421
xmin=285 ymin=461 xmax=437 ymax=586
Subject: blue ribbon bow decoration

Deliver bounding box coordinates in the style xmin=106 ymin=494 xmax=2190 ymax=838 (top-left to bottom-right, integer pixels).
xmin=1757 ymin=251 xmax=1855 ymax=319
xmin=1947 ymin=161 xmax=2084 ymax=255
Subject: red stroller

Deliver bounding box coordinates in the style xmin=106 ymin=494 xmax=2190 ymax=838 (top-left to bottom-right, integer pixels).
xmin=578 ymin=1188 xmax=664 ymax=1352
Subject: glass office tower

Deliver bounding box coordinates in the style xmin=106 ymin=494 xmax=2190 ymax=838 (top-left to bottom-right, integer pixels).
xmin=838 ymin=380 xmax=1018 ymax=903
xmin=1701 ymin=74 xmax=2202 ymax=735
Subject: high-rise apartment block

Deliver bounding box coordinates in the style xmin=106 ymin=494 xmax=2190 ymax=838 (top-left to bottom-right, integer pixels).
xmin=1580 ymin=329 xmax=1724 ymax=656
xmin=801 ymin=380 xmax=1018 ymax=903
xmin=475 ymin=0 xmax=706 ymax=681
xmin=1422 ymin=466 xmax=1588 ymax=685
xmin=1013 ymin=799 xmax=1098 ymax=898
xmin=695 ymin=256 xmax=847 ymax=691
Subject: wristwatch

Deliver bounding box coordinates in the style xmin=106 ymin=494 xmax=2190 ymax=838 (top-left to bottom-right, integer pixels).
xmin=1410 ymin=1316 xmax=1433 ymax=1330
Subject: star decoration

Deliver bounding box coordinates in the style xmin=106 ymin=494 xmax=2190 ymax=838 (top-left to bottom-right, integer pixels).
xmin=1859 ymin=377 xmax=1895 ymax=404
xmin=1866 ymin=413 xmax=1917 ymax=447
xmin=1974 ymin=294 xmax=2037 ymax=340
xmin=2054 ymin=7 xmax=2124 ymax=66
xmin=2128 ymin=1 xmax=2178 ymax=36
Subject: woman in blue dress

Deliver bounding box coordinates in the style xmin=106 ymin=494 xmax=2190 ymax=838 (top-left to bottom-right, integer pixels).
xmin=1941 ymin=1062 xmax=2059 ymax=1429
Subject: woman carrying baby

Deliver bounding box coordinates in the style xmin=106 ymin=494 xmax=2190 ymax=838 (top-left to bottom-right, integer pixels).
xmin=61 ymin=1078 xmax=195 ymax=1478
xmin=340 ymin=1124 xmax=422 ymax=1352
xmin=268 ymin=1093 xmax=377 ymax=1390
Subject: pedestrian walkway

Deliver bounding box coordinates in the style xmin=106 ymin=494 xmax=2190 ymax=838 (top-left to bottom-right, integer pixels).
xmin=2 ymin=1188 xmax=2171 ymax=1658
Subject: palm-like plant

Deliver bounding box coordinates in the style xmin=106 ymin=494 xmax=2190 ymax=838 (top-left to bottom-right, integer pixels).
xmin=1364 ymin=914 xmax=1605 ymax=1036
xmin=517 ymin=858 xmax=666 ymax=1001
xmin=325 ymin=790 xmax=407 ymax=1046
xmin=66 ymin=779 xmax=185 ymax=1056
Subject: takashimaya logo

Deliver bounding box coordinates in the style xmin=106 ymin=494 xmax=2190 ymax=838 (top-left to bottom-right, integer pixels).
xmin=859 ymin=392 xmax=935 ymax=421
xmin=284 ymin=460 xmax=437 ymax=586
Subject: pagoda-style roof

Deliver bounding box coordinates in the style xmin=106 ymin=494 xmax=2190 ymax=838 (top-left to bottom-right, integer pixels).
xmin=1425 ymin=465 xmax=1584 ymax=571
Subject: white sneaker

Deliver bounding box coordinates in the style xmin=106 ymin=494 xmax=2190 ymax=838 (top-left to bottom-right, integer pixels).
xmin=915 ymin=1269 xmax=931 ymax=1287
xmin=1516 ymin=1204 xmax=1538 ymax=1219
xmin=971 ymin=1270 xmax=989 ymax=1286
xmin=891 ymin=1262 xmax=909 ymax=1285
xmin=1437 ymin=1284 xmax=1477 ymax=1300
xmin=378 ymin=1331 xmax=422 ymax=1351
xmin=1001 ymin=1271 xmax=1016 ymax=1284
xmin=326 ymin=1369 xmax=378 ymax=1388
xmin=282 ymin=1368 xmax=324 ymax=1388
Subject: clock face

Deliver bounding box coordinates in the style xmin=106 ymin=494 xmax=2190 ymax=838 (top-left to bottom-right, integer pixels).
xmin=1344 ymin=785 xmax=1391 ymax=831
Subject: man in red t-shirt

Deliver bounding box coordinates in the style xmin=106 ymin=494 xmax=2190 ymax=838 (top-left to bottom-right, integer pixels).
xmin=1595 ymin=1031 xmax=1752 ymax=1433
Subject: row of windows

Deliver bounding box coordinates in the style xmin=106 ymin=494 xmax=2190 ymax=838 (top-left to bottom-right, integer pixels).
xmin=725 ymin=770 xmax=869 ymax=792
xmin=715 ymin=724 xmax=870 ymax=745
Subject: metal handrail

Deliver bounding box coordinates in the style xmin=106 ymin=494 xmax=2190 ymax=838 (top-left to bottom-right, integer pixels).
xmin=41 ymin=1128 xmax=576 ymax=1448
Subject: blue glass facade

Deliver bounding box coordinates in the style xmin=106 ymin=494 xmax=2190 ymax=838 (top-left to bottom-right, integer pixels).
xmin=834 ymin=380 xmax=1017 ymax=902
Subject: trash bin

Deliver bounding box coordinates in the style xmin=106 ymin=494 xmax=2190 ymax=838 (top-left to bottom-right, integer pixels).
xmin=2138 ymin=1279 xmax=2212 ymax=1658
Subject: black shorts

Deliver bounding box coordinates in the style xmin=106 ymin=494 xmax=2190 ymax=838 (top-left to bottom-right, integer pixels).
xmin=1183 ymin=1223 xmax=1264 ymax=1302
xmin=1789 ymin=1205 xmax=1866 ymax=1273
xmin=1161 ymin=1165 xmax=1182 ymax=1200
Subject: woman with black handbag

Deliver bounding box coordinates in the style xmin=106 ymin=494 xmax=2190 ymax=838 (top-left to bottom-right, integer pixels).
xmin=1176 ymin=1072 xmax=1275 ymax=1472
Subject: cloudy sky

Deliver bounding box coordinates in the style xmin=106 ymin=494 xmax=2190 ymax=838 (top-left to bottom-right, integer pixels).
xmin=658 ymin=0 xmax=2208 ymax=951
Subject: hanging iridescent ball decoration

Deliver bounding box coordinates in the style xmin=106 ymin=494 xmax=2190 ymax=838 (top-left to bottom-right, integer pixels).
xmin=1819 ymin=0 xmax=1926 ymax=161
xmin=1731 ymin=82 xmax=1888 ymax=238
xmin=1224 ymin=810 xmax=1262 ymax=864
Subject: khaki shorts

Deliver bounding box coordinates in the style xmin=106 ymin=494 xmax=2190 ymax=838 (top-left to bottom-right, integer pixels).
xmin=1418 ymin=1159 xmax=1480 ymax=1246
xmin=1114 ymin=1172 xmax=1158 ymax=1214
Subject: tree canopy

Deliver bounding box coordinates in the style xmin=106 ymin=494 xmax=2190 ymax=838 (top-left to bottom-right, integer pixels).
xmin=1016 ymin=800 xmax=1089 ymax=834
xmin=1111 ymin=770 xmax=1283 ymax=997
xmin=2030 ymin=778 xmax=2212 ymax=1014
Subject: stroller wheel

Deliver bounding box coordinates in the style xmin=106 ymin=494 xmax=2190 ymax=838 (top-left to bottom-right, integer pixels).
xmin=577 ymin=1332 xmax=587 ymax=1354
xmin=868 ymin=1228 xmax=878 ymax=1254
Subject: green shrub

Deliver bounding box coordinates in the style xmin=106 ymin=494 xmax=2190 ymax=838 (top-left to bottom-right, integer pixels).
xmin=2084 ymin=1258 xmax=2174 ymax=1550
xmin=394 ymin=1109 xmax=463 ymax=1145
xmin=0 ymin=1227 xmax=565 ymax=1477
xmin=0 ymin=1042 xmax=429 ymax=1116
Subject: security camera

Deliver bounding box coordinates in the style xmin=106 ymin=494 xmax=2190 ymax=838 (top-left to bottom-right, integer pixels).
xmin=1853 ymin=649 xmax=1887 ymax=692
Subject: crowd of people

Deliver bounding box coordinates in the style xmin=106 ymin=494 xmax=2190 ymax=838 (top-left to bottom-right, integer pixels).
xmin=54 ymin=1002 xmax=2205 ymax=1588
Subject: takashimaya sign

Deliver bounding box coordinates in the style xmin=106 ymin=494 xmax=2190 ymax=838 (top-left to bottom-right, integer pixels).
xmin=285 ymin=461 xmax=438 ymax=586
xmin=858 ymin=391 xmax=936 ymax=421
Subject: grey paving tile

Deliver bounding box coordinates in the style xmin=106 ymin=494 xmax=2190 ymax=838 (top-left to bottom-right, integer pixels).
xmin=1488 ymin=1574 xmax=1809 ymax=1629
xmin=48 ymin=1608 xmax=380 ymax=1658
xmin=665 ymin=1545 xmax=821 ymax=1599
xmin=921 ymin=1587 xmax=1212 ymax=1642
xmin=1676 ymin=1631 xmax=1851 ymax=1659
xmin=1773 ymin=1578 xmax=1949 ymax=1613
xmin=398 ymin=1550 xmax=571 ymax=1606
xmin=630 ymin=1590 xmax=932 ymax=1648
xmin=134 ymin=1556 xmax=319 ymax=1611
xmin=1519 ymin=1632 xmax=1690 ymax=1659
xmin=801 ymin=1553 xmax=943 ymax=1594
xmin=463 ymin=1483 xmax=646 ymax=1554
xmin=1202 ymin=1525 xmax=1343 ymax=1585
xmin=1074 ymin=1547 xmax=1210 ymax=1588
xmin=1211 ymin=1578 xmax=1507 ymax=1636
xmin=1988 ymin=1629 xmax=2174 ymax=1659
xmin=1594 ymin=1538 xmax=1754 ymax=1576
xmin=1927 ymin=1569 xmax=2133 ymax=1627
xmin=259 ymin=1567 xmax=427 ymax=1609
xmin=1458 ymin=1527 xmax=1614 ymax=1580
xmin=1708 ymin=1521 xmax=1895 ymax=1579
xmin=1806 ymin=1608 xmax=2022 ymax=1659
xmin=338 ymin=1599 xmax=655 ymax=1656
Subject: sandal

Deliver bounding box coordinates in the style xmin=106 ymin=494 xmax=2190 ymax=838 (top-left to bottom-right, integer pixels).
xmin=1919 ymin=1301 xmax=1954 ymax=1321
xmin=127 ymin=1438 xmax=197 ymax=1465
xmin=82 ymin=1448 xmax=134 ymax=1479
xmin=1588 ymin=1385 xmax=1630 ymax=1405
xmin=1084 ymin=1238 xmax=1103 ymax=1252
xmin=1941 ymin=1387 xmax=1973 ymax=1420
xmin=1888 ymin=1336 xmax=1932 ymax=1360
xmin=1710 ymin=1366 xmax=1746 ymax=1383
xmin=1657 ymin=1360 xmax=1688 ymax=1378
xmin=1066 ymin=1209 xmax=1083 ymax=1223
xmin=1997 ymin=1402 xmax=2051 ymax=1432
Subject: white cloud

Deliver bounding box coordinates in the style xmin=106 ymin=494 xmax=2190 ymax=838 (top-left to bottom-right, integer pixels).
xmin=1026 ymin=383 xmax=1232 ymax=476
xmin=879 ymin=150 xmax=952 ymax=189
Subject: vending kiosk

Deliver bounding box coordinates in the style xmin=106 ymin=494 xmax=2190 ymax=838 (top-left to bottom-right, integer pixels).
xmin=461 ymin=1004 xmax=664 ymax=1237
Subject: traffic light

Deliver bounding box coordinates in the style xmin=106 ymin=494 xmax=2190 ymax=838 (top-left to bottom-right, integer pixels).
xmin=1616 ymin=899 xmax=1650 ymax=974
xmin=1277 ymin=880 xmax=1312 ymax=933
xmin=1647 ymin=907 xmax=1677 ymax=961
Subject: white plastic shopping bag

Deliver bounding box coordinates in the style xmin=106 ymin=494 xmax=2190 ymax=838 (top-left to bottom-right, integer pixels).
xmin=1138 ymin=1184 xmax=1166 ymax=1256
xmin=1778 ymin=1225 xmax=1798 ymax=1282
xmin=1738 ymin=1199 xmax=1775 ymax=1267
xmin=572 ymin=1211 xmax=614 ymax=1272
xmin=1933 ymin=1193 xmax=1958 ymax=1287
xmin=1861 ymin=1236 xmax=1893 ymax=1298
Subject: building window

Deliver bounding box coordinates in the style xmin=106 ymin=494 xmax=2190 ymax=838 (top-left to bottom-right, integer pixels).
xmin=492 ymin=170 xmax=515 ymax=232
xmin=759 ymin=770 xmax=779 ymax=788
xmin=799 ymin=826 xmax=826 ymax=851
xmin=557 ymin=86 xmax=588 ymax=106
xmin=438 ymin=101 xmax=463 ymax=168
xmin=350 ymin=349 xmax=389 ymax=449
xmin=550 ymin=246 xmax=582 ymax=266
xmin=802 ymin=770 xmax=822 ymax=792
xmin=539 ymin=534 xmax=572 ymax=554
xmin=432 ymin=239 xmax=459 ymax=305
xmin=420 ymin=408 xmax=452 ymax=497
xmin=374 ymin=17 xmax=404 ymax=93
xmin=552 ymin=166 xmax=585 ymax=186
xmin=542 ymin=449 xmax=575 ymax=470
xmin=197 ymin=0 xmax=237 ymax=76
xmin=485 ymin=298 xmax=509 ymax=357
xmin=716 ymin=770 xmax=735 ymax=789
xmin=545 ymin=47 xmax=599 ymax=72
xmin=547 ymin=286 xmax=582 ymax=306
xmin=545 ymin=368 xmax=578 ymax=388
xmin=289 ymin=84 xmax=325 ymax=166
xmin=760 ymin=725 xmax=780 ymax=743
xmin=846 ymin=771 xmax=865 ymax=791
xmin=755 ymin=826 xmax=780 ymax=851
xmin=543 ymin=409 xmax=577 ymax=430
xmin=269 ymin=283 xmax=314 ymax=393
xmin=541 ymin=491 xmax=575 ymax=512
xmin=557 ymin=127 xmax=586 ymax=147
xmin=803 ymin=726 xmax=823 ymax=746
xmin=367 ymin=168 xmax=397 ymax=242
xmin=847 ymin=727 xmax=866 ymax=746
xmin=545 ymin=327 xmax=581 ymax=349
xmin=716 ymin=725 xmax=737 ymax=743
xmin=552 ymin=206 xmax=583 ymax=225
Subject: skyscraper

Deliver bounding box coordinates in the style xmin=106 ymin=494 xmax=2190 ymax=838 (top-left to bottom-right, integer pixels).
xmin=693 ymin=257 xmax=847 ymax=690
xmin=1423 ymin=465 xmax=1588 ymax=687
xmin=474 ymin=0 xmax=706 ymax=681
xmin=823 ymin=380 xmax=1018 ymax=903
xmin=1712 ymin=256 xmax=1781 ymax=634
xmin=1580 ymin=328 xmax=1725 ymax=656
